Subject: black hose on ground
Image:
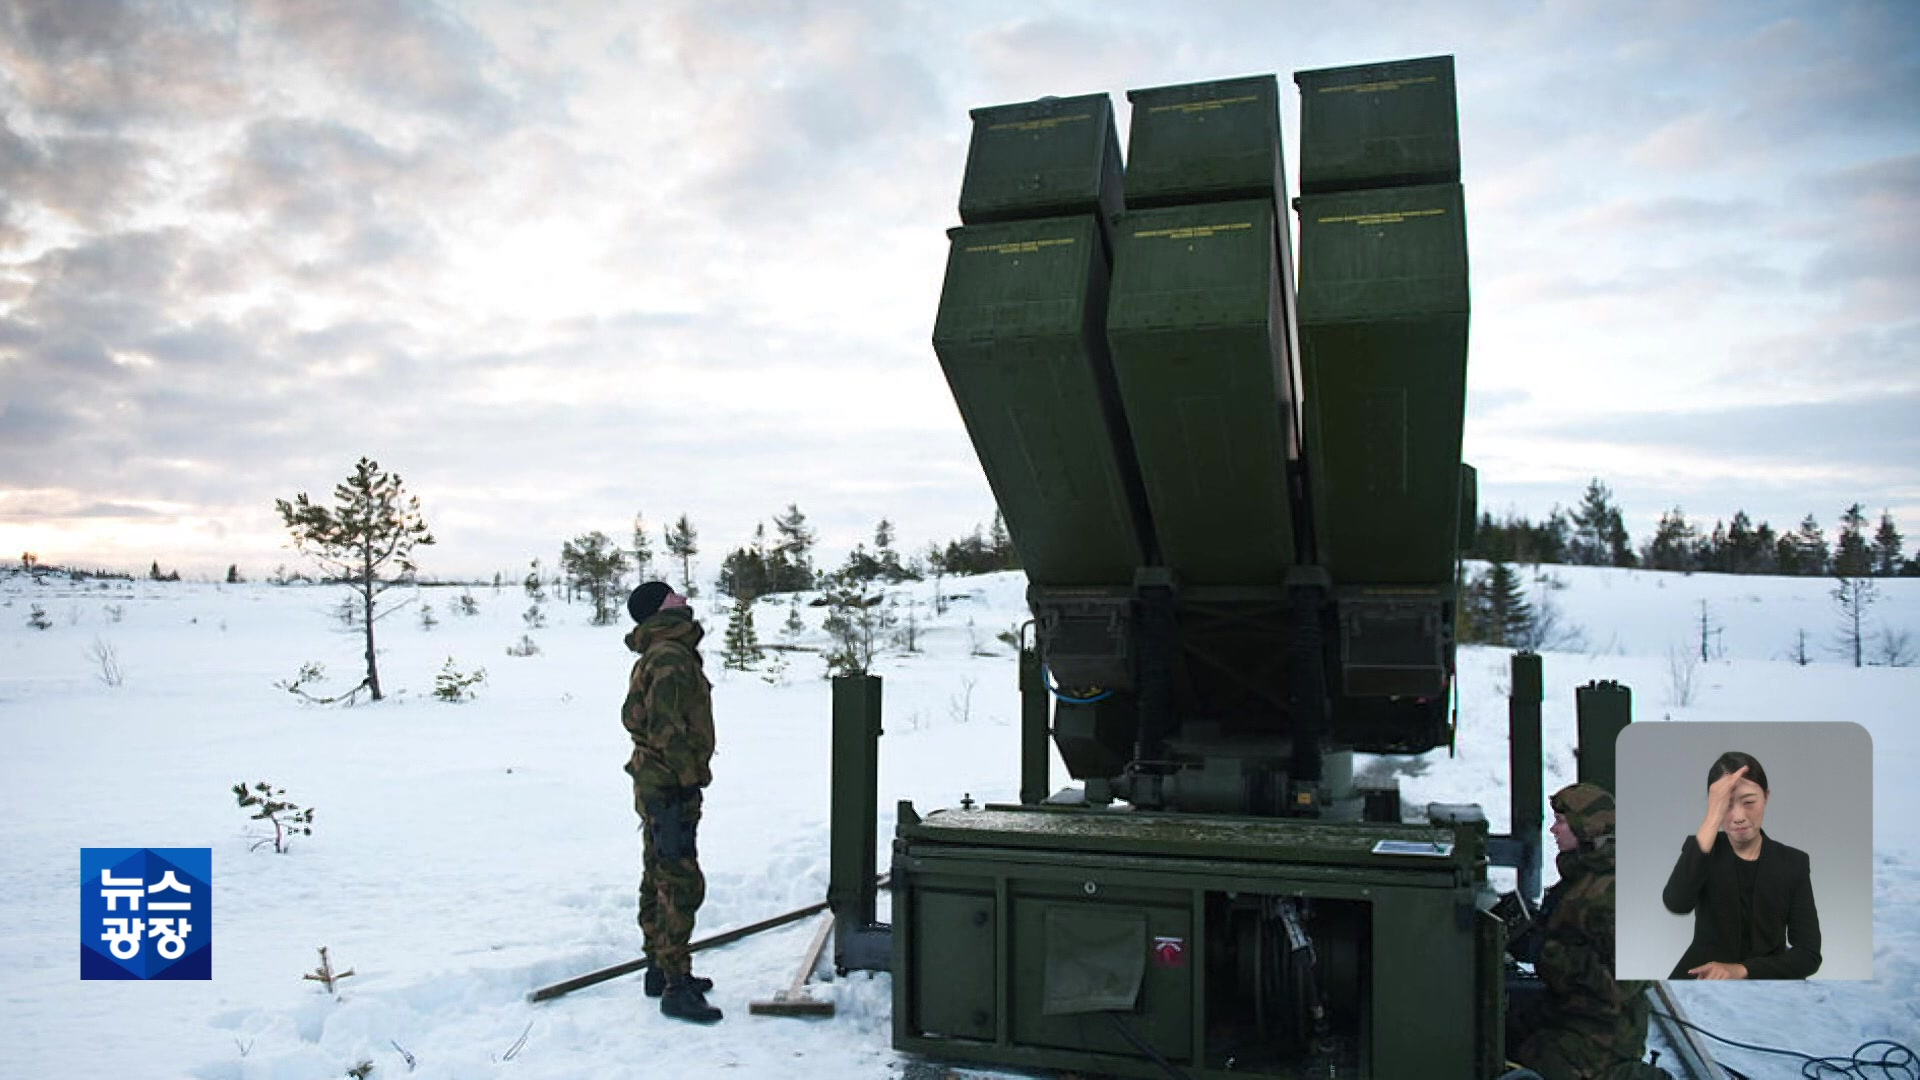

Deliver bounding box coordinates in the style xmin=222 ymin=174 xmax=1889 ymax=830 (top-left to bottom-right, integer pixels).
xmin=1650 ymin=1009 xmax=1916 ymax=1080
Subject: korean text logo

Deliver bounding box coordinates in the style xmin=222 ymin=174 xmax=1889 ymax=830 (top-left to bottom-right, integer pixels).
xmin=81 ymin=848 xmax=211 ymax=980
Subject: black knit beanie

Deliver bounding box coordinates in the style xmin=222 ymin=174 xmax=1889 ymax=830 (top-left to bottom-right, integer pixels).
xmin=627 ymin=581 xmax=672 ymax=623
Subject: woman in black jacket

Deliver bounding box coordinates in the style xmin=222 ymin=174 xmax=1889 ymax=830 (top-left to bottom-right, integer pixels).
xmin=1662 ymin=751 xmax=1821 ymax=980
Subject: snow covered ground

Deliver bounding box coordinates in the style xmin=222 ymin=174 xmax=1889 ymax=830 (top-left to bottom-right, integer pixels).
xmin=1 ymin=563 xmax=1915 ymax=1079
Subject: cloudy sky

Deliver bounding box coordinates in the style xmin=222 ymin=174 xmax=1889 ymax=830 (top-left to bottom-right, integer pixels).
xmin=2 ymin=0 xmax=1915 ymax=582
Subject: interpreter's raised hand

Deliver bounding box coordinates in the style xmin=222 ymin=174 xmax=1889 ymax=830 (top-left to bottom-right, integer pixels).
xmin=1696 ymin=765 xmax=1749 ymax=853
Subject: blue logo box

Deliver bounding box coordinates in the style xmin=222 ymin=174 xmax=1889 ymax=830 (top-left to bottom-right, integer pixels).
xmin=81 ymin=848 xmax=212 ymax=980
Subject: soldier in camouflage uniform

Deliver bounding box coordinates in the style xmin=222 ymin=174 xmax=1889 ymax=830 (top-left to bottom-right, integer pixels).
xmin=622 ymin=581 xmax=722 ymax=1024
xmin=1507 ymin=783 xmax=1668 ymax=1079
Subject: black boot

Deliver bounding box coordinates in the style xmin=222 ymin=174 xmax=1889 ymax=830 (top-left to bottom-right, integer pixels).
xmin=659 ymin=975 xmax=723 ymax=1024
xmin=644 ymin=965 xmax=713 ymax=998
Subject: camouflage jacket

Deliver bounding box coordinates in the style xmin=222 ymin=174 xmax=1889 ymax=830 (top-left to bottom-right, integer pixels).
xmin=1533 ymin=785 xmax=1651 ymax=1066
xmin=621 ymin=608 xmax=715 ymax=794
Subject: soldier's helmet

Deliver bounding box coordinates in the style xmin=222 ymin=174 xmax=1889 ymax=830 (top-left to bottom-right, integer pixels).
xmin=1551 ymin=782 xmax=1616 ymax=849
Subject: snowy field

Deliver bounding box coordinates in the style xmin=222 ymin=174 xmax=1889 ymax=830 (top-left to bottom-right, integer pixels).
xmin=1 ymin=563 xmax=1915 ymax=1079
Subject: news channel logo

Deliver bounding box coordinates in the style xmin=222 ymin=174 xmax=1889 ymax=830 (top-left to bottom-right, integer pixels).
xmin=81 ymin=848 xmax=211 ymax=980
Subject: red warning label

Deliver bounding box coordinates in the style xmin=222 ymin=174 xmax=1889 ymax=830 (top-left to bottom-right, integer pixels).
xmin=1152 ymin=935 xmax=1186 ymax=968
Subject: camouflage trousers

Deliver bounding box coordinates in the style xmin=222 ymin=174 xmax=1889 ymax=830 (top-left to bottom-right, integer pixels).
xmin=1508 ymin=983 xmax=1668 ymax=1080
xmin=636 ymin=785 xmax=706 ymax=978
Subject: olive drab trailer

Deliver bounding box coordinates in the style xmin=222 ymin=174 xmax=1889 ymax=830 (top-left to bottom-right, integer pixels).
xmin=826 ymin=55 xmax=1578 ymax=1080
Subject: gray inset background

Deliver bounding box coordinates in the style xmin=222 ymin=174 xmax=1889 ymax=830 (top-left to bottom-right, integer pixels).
xmin=1615 ymin=720 xmax=1873 ymax=981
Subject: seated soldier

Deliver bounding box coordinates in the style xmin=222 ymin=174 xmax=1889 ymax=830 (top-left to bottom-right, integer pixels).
xmin=1506 ymin=783 xmax=1668 ymax=1080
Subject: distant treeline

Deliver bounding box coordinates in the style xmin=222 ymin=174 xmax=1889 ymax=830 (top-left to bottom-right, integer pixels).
xmin=711 ymin=507 xmax=1020 ymax=600
xmin=1467 ymin=480 xmax=1916 ymax=578
xmin=12 ymin=553 xmax=133 ymax=581
xmin=28 ymin=476 xmax=1914 ymax=591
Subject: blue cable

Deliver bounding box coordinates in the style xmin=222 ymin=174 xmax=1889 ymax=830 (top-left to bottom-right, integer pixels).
xmin=1042 ymin=665 xmax=1112 ymax=704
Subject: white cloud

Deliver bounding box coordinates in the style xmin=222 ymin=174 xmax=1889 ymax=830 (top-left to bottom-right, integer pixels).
xmin=0 ymin=0 xmax=1914 ymax=579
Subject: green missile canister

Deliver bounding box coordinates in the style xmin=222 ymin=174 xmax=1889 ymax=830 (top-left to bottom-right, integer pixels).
xmin=1122 ymin=75 xmax=1286 ymax=208
xmin=933 ymin=214 xmax=1154 ymax=585
xmin=1297 ymin=182 xmax=1469 ymax=585
xmin=1295 ymin=54 xmax=1470 ymax=589
xmin=958 ymin=93 xmax=1126 ymax=234
xmin=1106 ymin=198 xmax=1298 ymax=584
xmin=1295 ymin=55 xmax=1460 ymax=193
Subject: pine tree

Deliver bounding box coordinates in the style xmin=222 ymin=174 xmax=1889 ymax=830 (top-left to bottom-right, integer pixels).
xmin=924 ymin=542 xmax=948 ymax=615
xmin=1789 ymin=628 xmax=1812 ymax=666
xmin=1458 ymin=562 xmax=1534 ymax=646
xmin=934 ymin=518 xmax=1023 ymax=576
xmin=1696 ymin=600 xmax=1722 ymax=662
xmin=1793 ymin=515 xmax=1829 ymax=576
xmin=663 ymin=514 xmax=699 ymax=597
xmin=1640 ymin=507 xmax=1698 ymax=571
xmin=1699 ymin=520 xmax=1727 ymax=573
xmin=1774 ymin=529 xmax=1802 ymax=576
xmin=1485 ymin=560 xmax=1535 ymax=646
xmin=892 ymin=597 xmax=922 ymax=653
xmin=1873 ymin=511 xmax=1904 ymax=577
xmin=841 ymin=542 xmax=882 ymax=586
xmin=275 ymin=457 xmax=436 ymax=701
xmin=1834 ymin=504 xmax=1872 ymax=577
xmin=1534 ymin=508 xmax=1571 ymax=565
xmin=1458 ymin=568 xmax=1492 ymax=644
xmin=1725 ymin=511 xmax=1760 ymax=573
xmin=1751 ymin=520 xmax=1779 ymax=575
xmin=1569 ymin=479 xmax=1620 ymax=566
xmin=1832 ymin=575 xmax=1877 ymax=669
xmin=1604 ymin=504 xmax=1635 ymax=568
xmin=719 ymin=523 xmax=776 ymax=600
xmin=722 ymin=596 xmax=762 ymax=670
xmin=560 ymin=531 xmax=633 ymax=625
xmin=752 ymin=522 xmax=773 ymax=594
xmin=820 ymin=569 xmax=883 ymax=676
xmin=989 ymin=510 xmax=1019 ymax=569
xmin=631 ymin=511 xmax=656 ymax=581
xmin=226 ymin=564 xmax=242 ymax=584
xmin=873 ymin=519 xmax=911 ymax=582
xmin=768 ymin=504 xmax=817 ymax=591
xmin=1468 ymin=511 xmax=1502 ymax=563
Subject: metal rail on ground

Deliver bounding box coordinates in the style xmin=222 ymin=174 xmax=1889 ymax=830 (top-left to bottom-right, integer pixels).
xmin=1648 ymin=981 xmax=1728 ymax=1080
xmin=529 ymin=873 xmax=891 ymax=1004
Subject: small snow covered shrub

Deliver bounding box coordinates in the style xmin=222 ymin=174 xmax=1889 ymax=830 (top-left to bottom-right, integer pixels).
xmin=302 ymin=946 xmax=355 ymax=995
xmin=505 ymin=634 xmax=541 ymax=657
xmin=234 ymin=781 xmax=315 ymax=853
xmin=27 ymin=603 xmax=52 ymax=630
xmin=89 ymin=637 xmax=124 ymax=687
xmin=434 ymin=656 xmax=486 ymax=702
xmin=275 ymin=660 xmax=369 ymax=705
